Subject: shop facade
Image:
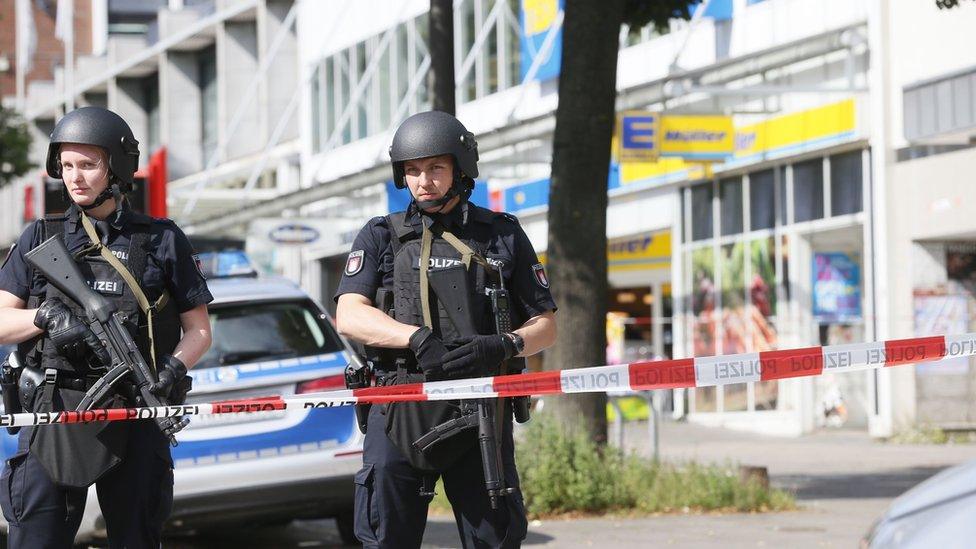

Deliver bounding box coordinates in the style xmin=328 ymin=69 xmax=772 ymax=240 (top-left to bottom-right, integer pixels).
xmin=670 ymin=99 xmax=875 ymax=435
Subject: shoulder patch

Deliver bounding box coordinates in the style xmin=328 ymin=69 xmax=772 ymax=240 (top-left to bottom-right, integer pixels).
xmin=532 ymin=263 xmax=550 ymax=288
xmin=344 ymin=250 xmax=365 ymax=276
xmin=192 ymin=253 xmax=207 ymax=280
xmin=1 ymin=243 xmax=16 ymax=270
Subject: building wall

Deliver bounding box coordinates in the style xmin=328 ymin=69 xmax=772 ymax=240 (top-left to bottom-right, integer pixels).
xmin=886 ymin=0 xmax=976 ymax=149
xmin=889 ymin=148 xmax=976 ymax=428
xmin=298 ymin=0 xmax=426 ymax=61
xmin=881 ymin=1 xmax=976 ymax=431
xmin=0 ymin=0 xmax=93 ymax=100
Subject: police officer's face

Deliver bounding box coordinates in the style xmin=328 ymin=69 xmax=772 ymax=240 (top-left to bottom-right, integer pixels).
xmin=60 ymin=144 xmax=110 ymax=206
xmin=404 ymin=155 xmax=457 ymax=212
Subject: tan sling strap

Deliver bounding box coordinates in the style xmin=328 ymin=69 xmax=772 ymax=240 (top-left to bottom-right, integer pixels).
xmin=79 ymin=211 xmax=167 ymax=374
xmin=418 ymin=220 xmax=497 ymax=330
xmin=419 ymin=223 xmax=434 ymax=328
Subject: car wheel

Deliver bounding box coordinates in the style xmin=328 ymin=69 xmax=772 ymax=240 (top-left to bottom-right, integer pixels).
xmin=335 ymin=511 xmax=359 ymax=546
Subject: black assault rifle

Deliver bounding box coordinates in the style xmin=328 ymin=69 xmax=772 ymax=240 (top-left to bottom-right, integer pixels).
xmin=412 ymin=265 xmax=514 ymax=509
xmin=25 ymin=235 xmax=189 ymax=445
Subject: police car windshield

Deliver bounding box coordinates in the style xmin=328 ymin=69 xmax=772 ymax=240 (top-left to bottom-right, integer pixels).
xmin=195 ymin=299 xmax=342 ymax=370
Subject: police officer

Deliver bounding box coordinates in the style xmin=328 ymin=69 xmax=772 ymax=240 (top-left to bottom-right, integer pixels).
xmin=335 ymin=111 xmax=557 ymax=549
xmin=0 ymin=106 xmax=213 ymax=548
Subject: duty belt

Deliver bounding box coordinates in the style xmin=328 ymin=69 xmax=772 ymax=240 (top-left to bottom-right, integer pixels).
xmin=51 ymin=373 xmax=102 ymax=392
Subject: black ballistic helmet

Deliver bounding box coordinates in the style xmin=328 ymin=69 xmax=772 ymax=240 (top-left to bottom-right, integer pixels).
xmin=46 ymin=106 xmax=140 ymax=191
xmin=389 ymin=110 xmax=479 ymax=190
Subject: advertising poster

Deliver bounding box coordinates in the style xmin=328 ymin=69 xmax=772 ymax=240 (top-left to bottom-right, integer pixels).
xmin=914 ymin=291 xmax=970 ymax=375
xmin=812 ymin=252 xmax=861 ymax=322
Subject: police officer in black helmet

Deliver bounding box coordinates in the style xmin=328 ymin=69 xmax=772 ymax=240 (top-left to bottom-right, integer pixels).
xmin=335 ymin=110 xmax=557 ymax=548
xmin=0 ymin=106 xmax=213 ymax=548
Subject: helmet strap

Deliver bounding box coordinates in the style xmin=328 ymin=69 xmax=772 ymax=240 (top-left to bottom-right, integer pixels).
xmin=79 ymin=175 xmax=124 ymax=212
xmin=412 ymin=167 xmax=472 ymax=212
xmin=79 ymin=185 xmax=116 ymax=211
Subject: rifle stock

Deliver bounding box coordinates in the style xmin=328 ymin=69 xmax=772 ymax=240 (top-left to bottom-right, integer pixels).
xmin=24 ymin=235 xmax=115 ymax=323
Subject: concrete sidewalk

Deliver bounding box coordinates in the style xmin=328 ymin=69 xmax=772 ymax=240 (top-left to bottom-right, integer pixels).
xmin=420 ymin=421 xmax=976 ymax=548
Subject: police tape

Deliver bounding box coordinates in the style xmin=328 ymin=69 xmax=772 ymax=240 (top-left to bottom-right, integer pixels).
xmin=3 ymin=333 xmax=976 ymax=430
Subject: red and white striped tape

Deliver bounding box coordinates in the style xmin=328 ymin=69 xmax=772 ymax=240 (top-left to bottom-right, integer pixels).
xmin=3 ymin=333 xmax=975 ymax=429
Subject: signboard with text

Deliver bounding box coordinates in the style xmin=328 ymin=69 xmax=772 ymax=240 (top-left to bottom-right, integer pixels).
xmin=659 ymin=115 xmax=735 ymax=161
xmin=616 ymin=111 xmax=660 ymax=162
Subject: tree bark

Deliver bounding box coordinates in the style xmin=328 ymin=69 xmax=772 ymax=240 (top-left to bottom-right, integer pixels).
xmin=428 ymin=0 xmax=456 ymax=115
xmin=545 ymin=0 xmax=626 ymax=444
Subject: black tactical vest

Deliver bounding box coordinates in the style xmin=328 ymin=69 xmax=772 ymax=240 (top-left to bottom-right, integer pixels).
xmin=381 ymin=207 xmax=510 ymax=473
xmin=17 ymin=213 xmax=180 ymax=488
xmin=20 ymin=214 xmax=181 ymax=376
xmin=388 ymin=212 xmax=496 ymax=344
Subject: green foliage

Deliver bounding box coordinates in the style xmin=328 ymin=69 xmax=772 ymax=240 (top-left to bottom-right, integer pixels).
xmin=624 ymin=0 xmax=696 ymax=34
xmin=430 ymin=414 xmax=795 ymax=518
xmin=0 ymin=105 xmax=34 ymax=186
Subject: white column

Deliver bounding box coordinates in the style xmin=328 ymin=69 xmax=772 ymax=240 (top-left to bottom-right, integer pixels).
xmin=652 ymin=281 xmax=664 ymax=360
xmin=219 ymin=20 xmax=261 ymax=160
xmin=160 ymin=51 xmax=204 ymax=179
xmin=867 ymin=0 xmax=894 ymax=438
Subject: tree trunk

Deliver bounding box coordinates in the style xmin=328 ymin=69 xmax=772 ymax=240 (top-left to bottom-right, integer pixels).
xmin=428 ymin=0 xmax=456 ymax=115
xmin=544 ymin=0 xmax=625 ymax=445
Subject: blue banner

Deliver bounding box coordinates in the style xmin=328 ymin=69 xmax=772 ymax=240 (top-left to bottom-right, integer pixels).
xmin=500 ymin=163 xmax=620 ymax=215
xmin=519 ymin=0 xmax=563 ymax=82
xmin=702 ymin=0 xmax=733 ymax=20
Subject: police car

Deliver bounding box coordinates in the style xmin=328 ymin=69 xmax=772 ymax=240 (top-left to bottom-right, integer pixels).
xmin=0 ymin=252 xmax=363 ymax=544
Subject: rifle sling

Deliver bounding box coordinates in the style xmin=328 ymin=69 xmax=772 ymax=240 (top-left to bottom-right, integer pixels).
xmin=79 ymin=211 xmax=166 ymax=375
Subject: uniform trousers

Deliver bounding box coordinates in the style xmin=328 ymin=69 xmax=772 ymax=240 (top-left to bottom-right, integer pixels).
xmin=0 ymin=421 xmax=173 ymax=549
xmin=354 ymin=404 xmax=528 ymax=548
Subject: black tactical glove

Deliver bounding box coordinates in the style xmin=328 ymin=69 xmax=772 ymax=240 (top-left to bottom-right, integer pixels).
xmin=441 ymin=334 xmax=517 ymax=379
xmin=34 ymin=298 xmax=111 ymax=366
xmin=409 ymin=326 xmax=449 ymax=380
xmin=168 ymin=375 xmax=193 ymax=405
xmin=150 ymin=355 xmax=188 ymax=399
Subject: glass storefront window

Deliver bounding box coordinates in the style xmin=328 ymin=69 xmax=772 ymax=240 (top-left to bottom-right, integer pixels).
xmin=691 ymin=247 xmax=717 ymax=357
xmin=751 ymin=237 xmax=780 ymax=410
xmin=722 ymin=242 xmax=749 ymax=412
xmin=695 ymin=386 xmax=718 ymax=413
xmin=692 ymin=184 xmax=714 ymax=241
xmin=750 ymin=169 xmax=775 ymax=231
xmin=680 ymin=149 xmax=868 ymax=418
xmin=721 ymin=177 xmax=744 ymax=236
xmin=793 ymin=159 xmax=824 ymax=222
xmin=721 ymin=243 xmax=747 ymax=354
xmin=778 ymin=165 xmax=788 ymax=225
xmin=830 ymin=151 xmax=863 ymax=216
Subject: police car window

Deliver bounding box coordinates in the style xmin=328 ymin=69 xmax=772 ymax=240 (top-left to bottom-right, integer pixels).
xmin=196 ymin=299 xmax=341 ymax=369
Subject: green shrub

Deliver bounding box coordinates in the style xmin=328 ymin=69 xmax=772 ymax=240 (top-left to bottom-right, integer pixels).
xmin=430 ymin=413 xmax=795 ymax=517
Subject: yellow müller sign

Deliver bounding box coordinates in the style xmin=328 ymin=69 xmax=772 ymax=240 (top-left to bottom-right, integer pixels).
xmin=618 ymin=98 xmax=859 ymax=186
xmin=659 ymin=115 xmax=735 ymax=161
xmin=734 ymin=99 xmax=856 ymax=162
xmin=616 ymin=112 xmax=735 ymax=164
